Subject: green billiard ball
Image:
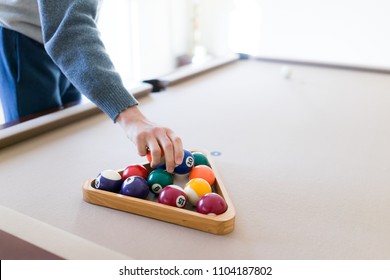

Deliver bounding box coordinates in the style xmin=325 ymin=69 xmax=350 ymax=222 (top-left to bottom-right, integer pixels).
xmin=192 ymin=152 xmax=210 ymax=167
xmin=147 ymin=169 xmax=173 ymax=194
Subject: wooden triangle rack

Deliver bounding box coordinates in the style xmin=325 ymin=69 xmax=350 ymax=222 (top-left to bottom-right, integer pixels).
xmin=82 ymin=149 xmax=235 ymax=235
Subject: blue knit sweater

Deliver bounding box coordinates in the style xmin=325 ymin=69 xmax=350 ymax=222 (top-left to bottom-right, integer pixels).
xmin=0 ymin=0 xmax=138 ymax=121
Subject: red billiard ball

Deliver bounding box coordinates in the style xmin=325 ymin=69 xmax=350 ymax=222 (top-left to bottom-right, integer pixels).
xmin=121 ymin=176 xmax=149 ymax=199
xmin=196 ymin=193 xmax=227 ymax=215
xmin=158 ymin=185 xmax=187 ymax=208
xmin=122 ymin=164 xmax=149 ymax=180
xmin=95 ymin=170 xmax=122 ymax=193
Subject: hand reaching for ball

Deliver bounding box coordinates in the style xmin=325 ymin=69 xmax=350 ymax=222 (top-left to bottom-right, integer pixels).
xmin=116 ymin=106 xmax=184 ymax=173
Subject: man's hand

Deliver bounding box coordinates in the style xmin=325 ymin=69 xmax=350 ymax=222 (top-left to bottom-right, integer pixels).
xmin=116 ymin=106 xmax=183 ymax=173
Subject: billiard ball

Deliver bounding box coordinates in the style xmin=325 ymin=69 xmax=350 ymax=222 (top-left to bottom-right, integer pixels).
xmin=147 ymin=169 xmax=173 ymax=194
xmin=281 ymin=66 xmax=292 ymax=79
xmin=174 ymin=149 xmax=194 ymax=174
xmin=122 ymin=164 xmax=149 ymax=180
xmin=189 ymin=165 xmax=215 ymax=186
xmin=146 ymin=149 xmax=165 ymax=166
xmin=158 ymin=185 xmax=187 ymax=208
xmin=121 ymin=176 xmax=149 ymax=199
xmin=196 ymin=193 xmax=227 ymax=215
xmin=95 ymin=169 xmax=122 ymax=193
xmin=155 ymin=164 xmax=166 ymax=170
xmin=192 ymin=152 xmax=210 ymax=167
xmin=183 ymin=178 xmax=212 ymax=205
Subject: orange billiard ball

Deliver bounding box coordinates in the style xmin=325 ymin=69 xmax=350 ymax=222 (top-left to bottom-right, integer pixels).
xmin=189 ymin=165 xmax=215 ymax=186
xmin=146 ymin=149 xmax=165 ymax=166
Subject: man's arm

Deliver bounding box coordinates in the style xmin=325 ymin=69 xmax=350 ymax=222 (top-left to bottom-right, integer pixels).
xmin=37 ymin=0 xmax=183 ymax=171
xmin=37 ymin=0 xmax=137 ymax=121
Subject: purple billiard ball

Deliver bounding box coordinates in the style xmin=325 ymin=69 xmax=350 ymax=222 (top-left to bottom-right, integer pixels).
xmin=121 ymin=176 xmax=149 ymax=199
xmin=158 ymin=185 xmax=187 ymax=208
xmin=196 ymin=193 xmax=227 ymax=215
xmin=174 ymin=149 xmax=194 ymax=174
xmin=95 ymin=170 xmax=122 ymax=193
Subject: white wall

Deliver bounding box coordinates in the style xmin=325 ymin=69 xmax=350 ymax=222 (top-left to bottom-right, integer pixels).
xmin=255 ymin=0 xmax=390 ymax=69
xmin=98 ymin=0 xmax=390 ymax=81
xmin=98 ymin=0 xmax=133 ymax=82
xmin=135 ymin=0 xmax=193 ymax=79
xmin=99 ymin=0 xmax=194 ymax=81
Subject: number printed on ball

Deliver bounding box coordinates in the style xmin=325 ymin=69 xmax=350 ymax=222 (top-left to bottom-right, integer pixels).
xmin=124 ymin=176 xmax=135 ymax=184
xmin=152 ymin=183 xmax=162 ymax=193
xmin=176 ymin=195 xmax=186 ymax=207
xmin=186 ymin=156 xmax=194 ymax=167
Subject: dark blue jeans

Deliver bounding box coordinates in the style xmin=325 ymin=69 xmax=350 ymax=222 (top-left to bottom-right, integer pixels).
xmin=0 ymin=26 xmax=81 ymax=123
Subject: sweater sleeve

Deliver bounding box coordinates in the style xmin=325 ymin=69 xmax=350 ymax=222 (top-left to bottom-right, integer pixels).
xmin=37 ymin=0 xmax=138 ymax=122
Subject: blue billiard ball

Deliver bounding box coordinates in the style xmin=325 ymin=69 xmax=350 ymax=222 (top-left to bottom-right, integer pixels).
xmin=174 ymin=149 xmax=194 ymax=174
xmin=121 ymin=176 xmax=149 ymax=199
xmin=95 ymin=170 xmax=122 ymax=193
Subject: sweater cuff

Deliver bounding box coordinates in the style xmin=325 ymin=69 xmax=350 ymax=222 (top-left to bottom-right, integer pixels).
xmin=92 ymin=83 xmax=139 ymax=122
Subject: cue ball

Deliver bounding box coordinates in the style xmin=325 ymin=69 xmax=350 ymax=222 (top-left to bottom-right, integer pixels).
xmin=158 ymin=185 xmax=187 ymax=208
xmin=196 ymin=193 xmax=227 ymax=215
xmin=189 ymin=165 xmax=216 ymax=186
xmin=147 ymin=169 xmax=174 ymax=194
xmin=174 ymin=149 xmax=194 ymax=174
xmin=95 ymin=169 xmax=122 ymax=193
xmin=184 ymin=178 xmax=212 ymax=205
xmin=121 ymin=176 xmax=149 ymax=199
xmin=281 ymin=66 xmax=292 ymax=79
xmin=122 ymin=164 xmax=149 ymax=180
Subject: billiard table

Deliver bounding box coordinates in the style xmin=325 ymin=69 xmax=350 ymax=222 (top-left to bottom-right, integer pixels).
xmin=1 ymin=54 xmax=390 ymax=259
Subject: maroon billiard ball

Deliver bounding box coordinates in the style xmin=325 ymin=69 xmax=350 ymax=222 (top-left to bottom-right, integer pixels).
xmin=95 ymin=169 xmax=122 ymax=193
xmin=158 ymin=185 xmax=187 ymax=208
xmin=121 ymin=176 xmax=149 ymax=199
xmin=122 ymin=164 xmax=149 ymax=180
xmin=196 ymin=193 xmax=227 ymax=215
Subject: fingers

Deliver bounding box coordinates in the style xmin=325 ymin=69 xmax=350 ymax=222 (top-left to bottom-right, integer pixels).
xmin=159 ymin=128 xmax=183 ymax=173
xmin=134 ymin=130 xmax=163 ymax=168
xmin=166 ymin=129 xmax=184 ymax=165
xmin=136 ymin=127 xmax=183 ymax=173
xmin=147 ymin=140 xmax=164 ymax=169
xmin=136 ymin=138 xmax=148 ymax=157
xmin=118 ymin=107 xmax=184 ymax=172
